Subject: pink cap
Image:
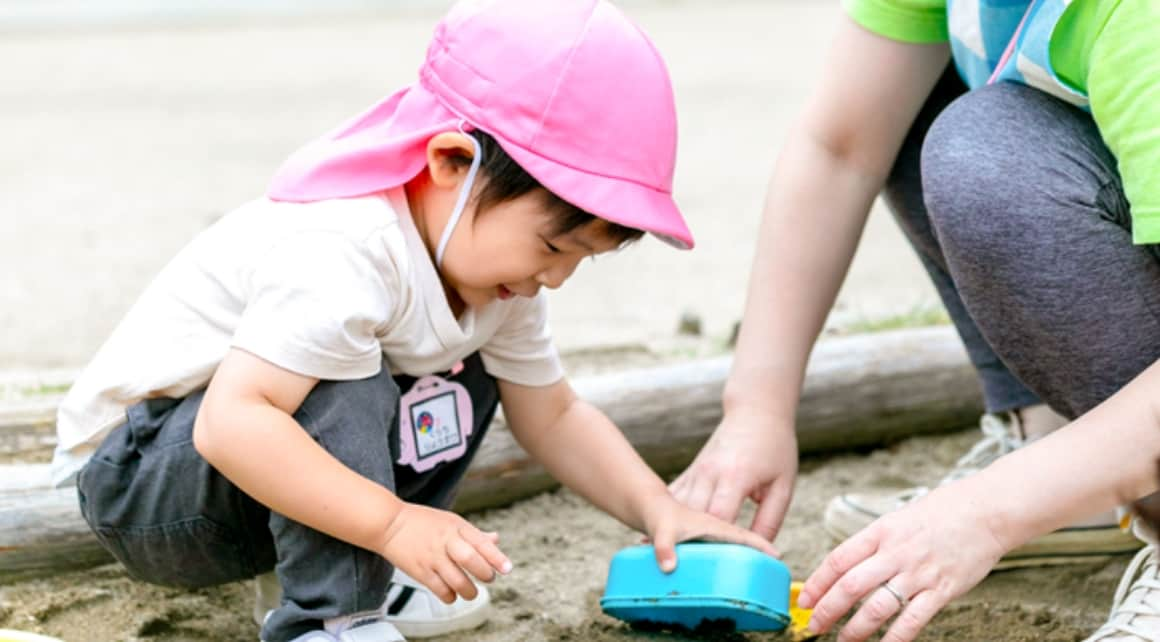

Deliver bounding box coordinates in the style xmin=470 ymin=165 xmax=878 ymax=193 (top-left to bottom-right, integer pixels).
xmin=267 ymin=0 xmax=693 ymax=249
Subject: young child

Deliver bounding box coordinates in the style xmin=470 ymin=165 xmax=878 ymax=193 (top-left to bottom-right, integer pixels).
xmin=49 ymin=2 xmax=777 ymax=641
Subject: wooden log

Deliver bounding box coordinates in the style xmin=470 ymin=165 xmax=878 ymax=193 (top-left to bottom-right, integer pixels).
xmin=455 ymin=326 xmax=981 ymax=511
xmin=0 ymin=327 xmax=981 ymax=582
xmin=0 ymin=369 xmax=72 ymax=456
xmin=0 ymin=398 xmax=59 ymax=458
xmin=0 ymin=486 xmax=113 ymax=581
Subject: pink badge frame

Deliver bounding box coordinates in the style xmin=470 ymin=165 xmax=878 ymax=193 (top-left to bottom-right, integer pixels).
xmin=397 ymin=375 xmax=475 ymax=473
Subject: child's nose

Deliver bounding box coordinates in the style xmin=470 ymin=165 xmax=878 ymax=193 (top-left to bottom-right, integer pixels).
xmin=535 ymin=270 xmax=563 ymax=290
xmin=538 ymin=259 xmax=579 ymax=290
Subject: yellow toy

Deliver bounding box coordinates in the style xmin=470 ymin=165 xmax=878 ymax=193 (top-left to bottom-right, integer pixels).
xmin=788 ymin=581 xmax=818 ymax=641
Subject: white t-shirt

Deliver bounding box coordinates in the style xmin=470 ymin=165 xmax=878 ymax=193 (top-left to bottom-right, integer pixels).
xmin=52 ymin=188 xmax=563 ymax=486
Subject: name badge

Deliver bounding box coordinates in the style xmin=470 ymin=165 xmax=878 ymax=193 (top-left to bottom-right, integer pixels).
xmin=397 ymin=374 xmax=474 ymax=473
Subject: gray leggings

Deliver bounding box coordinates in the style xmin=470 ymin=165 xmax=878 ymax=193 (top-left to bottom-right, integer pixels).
xmin=886 ymin=69 xmax=1160 ymax=420
xmin=77 ymin=353 xmax=498 ymax=642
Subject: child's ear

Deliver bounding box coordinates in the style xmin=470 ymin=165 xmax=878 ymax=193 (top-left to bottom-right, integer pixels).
xmin=425 ymin=132 xmax=476 ymax=189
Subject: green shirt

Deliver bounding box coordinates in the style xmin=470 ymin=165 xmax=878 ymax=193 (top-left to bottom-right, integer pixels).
xmin=843 ymin=0 xmax=1160 ymax=244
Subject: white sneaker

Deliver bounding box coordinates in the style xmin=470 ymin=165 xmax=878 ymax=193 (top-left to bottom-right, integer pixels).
xmin=267 ymin=610 xmax=406 ymax=642
xmin=1082 ymin=545 xmax=1160 ymax=640
xmin=253 ymin=569 xmax=490 ymax=639
xmin=824 ymin=412 xmax=1142 ymax=568
xmin=383 ymin=569 xmax=491 ymax=638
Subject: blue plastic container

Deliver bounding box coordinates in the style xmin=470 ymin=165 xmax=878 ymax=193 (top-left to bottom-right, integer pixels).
xmin=600 ymin=542 xmax=791 ymax=632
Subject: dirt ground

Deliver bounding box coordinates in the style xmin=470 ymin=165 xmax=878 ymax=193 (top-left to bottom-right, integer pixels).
xmin=0 ymin=426 xmax=1127 ymax=642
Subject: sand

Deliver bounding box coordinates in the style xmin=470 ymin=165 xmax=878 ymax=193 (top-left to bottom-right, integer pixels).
xmin=0 ymin=427 xmax=1126 ymax=641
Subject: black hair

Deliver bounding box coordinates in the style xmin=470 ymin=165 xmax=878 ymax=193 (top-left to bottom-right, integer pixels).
xmin=455 ymin=130 xmax=645 ymax=246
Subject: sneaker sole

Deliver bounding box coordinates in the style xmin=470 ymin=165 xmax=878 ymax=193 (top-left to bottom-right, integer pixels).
xmin=824 ymin=496 xmax=1143 ymax=570
xmin=388 ymin=599 xmax=491 ymax=638
xmin=994 ymin=526 xmax=1145 ymax=570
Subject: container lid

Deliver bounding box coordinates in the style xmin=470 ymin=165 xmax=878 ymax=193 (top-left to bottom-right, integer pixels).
xmin=600 ymin=543 xmax=791 ymax=632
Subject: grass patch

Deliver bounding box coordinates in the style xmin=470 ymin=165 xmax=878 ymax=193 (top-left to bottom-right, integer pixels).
xmin=838 ymin=303 xmax=951 ymax=334
xmin=15 ymin=381 xmax=72 ymax=397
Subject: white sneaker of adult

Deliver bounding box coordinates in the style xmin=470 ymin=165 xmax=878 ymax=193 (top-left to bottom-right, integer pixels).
xmin=824 ymin=412 xmax=1141 ymax=568
xmin=1082 ymin=544 xmax=1160 ymax=641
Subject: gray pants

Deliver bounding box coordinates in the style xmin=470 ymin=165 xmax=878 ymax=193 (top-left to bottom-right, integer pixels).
xmin=885 ymin=69 xmax=1160 ymax=420
xmin=77 ymin=353 xmax=498 ymax=642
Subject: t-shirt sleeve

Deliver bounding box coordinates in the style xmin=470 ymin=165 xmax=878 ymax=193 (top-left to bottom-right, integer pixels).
xmin=1087 ymin=0 xmax=1160 ymax=245
xmin=842 ymin=0 xmax=949 ymax=44
xmin=233 ymin=231 xmax=394 ymax=380
xmin=480 ymin=292 xmax=564 ymax=387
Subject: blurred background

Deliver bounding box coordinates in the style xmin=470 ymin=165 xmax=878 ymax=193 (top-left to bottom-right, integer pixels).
xmin=0 ymin=0 xmax=935 ymax=371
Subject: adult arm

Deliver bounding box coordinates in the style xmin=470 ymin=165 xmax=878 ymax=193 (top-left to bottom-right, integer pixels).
xmin=798 ymin=5 xmax=1160 ymax=638
xmin=799 ymin=359 xmax=1160 ymax=642
xmin=670 ymin=15 xmax=950 ymax=539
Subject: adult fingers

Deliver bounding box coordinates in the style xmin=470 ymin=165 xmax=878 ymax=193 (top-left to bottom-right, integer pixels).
xmin=436 ymin=559 xmax=478 ymax=601
xmin=668 ymin=470 xmax=691 ymax=501
xmin=836 ymin=576 xmax=910 ymax=642
xmin=880 ymin=590 xmax=942 ymax=642
xmin=750 ymin=480 xmax=792 ymax=541
xmin=798 ymin=529 xmax=880 ymax=610
xmin=807 ymin=554 xmax=895 ymax=635
xmin=460 ymin=525 xmax=513 ymax=575
xmin=705 ymin=479 xmax=746 ymax=524
xmin=447 ymin=538 xmax=496 ymax=584
xmin=684 ymin=476 xmax=716 ymax=514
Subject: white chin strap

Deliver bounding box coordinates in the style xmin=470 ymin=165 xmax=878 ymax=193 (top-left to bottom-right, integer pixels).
xmin=434 ymin=129 xmax=483 ymax=268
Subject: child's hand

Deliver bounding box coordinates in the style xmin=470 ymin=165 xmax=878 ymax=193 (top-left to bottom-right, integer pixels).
xmin=642 ymin=494 xmax=781 ymax=573
xmin=379 ymin=503 xmax=513 ymax=604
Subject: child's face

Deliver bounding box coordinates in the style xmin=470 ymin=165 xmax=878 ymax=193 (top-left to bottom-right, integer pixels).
xmin=440 ymin=190 xmax=623 ymax=309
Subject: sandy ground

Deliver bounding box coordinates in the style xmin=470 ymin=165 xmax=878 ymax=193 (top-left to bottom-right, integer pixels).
xmin=0 ymin=427 xmax=1126 ymax=641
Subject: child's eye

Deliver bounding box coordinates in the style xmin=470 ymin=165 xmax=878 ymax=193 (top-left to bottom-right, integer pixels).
xmin=543 ymin=240 xmax=561 ymax=254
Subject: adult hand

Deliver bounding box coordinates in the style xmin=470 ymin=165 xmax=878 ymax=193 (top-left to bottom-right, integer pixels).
xmin=642 ymin=493 xmax=781 ymax=572
xmin=797 ymin=481 xmax=1008 ymax=642
xmin=380 ymin=503 xmax=512 ymax=604
xmin=669 ymin=409 xmax=798 ymax=540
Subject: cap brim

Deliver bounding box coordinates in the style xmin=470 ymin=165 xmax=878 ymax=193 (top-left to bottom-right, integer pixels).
xmin=493 ymin=136 xmax=694 ymax=250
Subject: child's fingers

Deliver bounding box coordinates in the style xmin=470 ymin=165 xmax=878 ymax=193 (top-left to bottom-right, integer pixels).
xmin=447 ymin=537 xmax=497 ymax=584
xmin=749 ymin=481 xmax=791 ymax=542
xmin=460 ymin=525 xmax=513 ymax=575
xmin=417 ymin=568 xmax=456 ymax=605
xmin=701 ymin=522 xmax=781 ymax=558
xmin=651 ymin=526 xmax=678 ymax=573
xmin=436 ymin=559 xmax=479 ymax=601
xmin=738 ymin=525 xmax=781 ymax=558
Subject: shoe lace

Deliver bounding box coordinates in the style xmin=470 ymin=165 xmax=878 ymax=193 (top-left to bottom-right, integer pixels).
xmin=1087 ymin=546 xmax=1160 ymax=640
xmin=880 ymin=414 xmax=1021 ymax=507
xmin=938 ymin=413 xmax=1022 ymax=485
